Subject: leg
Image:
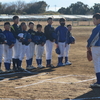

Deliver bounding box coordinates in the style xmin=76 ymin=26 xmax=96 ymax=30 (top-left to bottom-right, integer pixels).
xmin=26 ymin=45 xmax=35 ymax=70
xmin=12 ymin=40 xmax=21 ymax=70
xmin=64 ymin=44 xmax=71 ymax=65
xmin=18 ymin=45 xmax=26 ymax=71
xmin=4 ymin=45 xmax=12 ymax=72
xmin=36 ymin=45 xmax=44 ymax=68
xmin=29 ymin=42 xmax=35 ymax=66
xmin=91 ymin=47 xmax=100 ymax=87
xmin=45 ymin=40 xmax=54 ymax=67
xmin=0 ymin=44 xmax=3 ymax=73
xmin=57 ymin=42 xmax=65 ymax=67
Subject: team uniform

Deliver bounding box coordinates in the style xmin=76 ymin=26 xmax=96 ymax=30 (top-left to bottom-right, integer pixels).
xmin=18 ymin=31 xmax=31 ymax=71
xmin=55 ymin=25 xmax=69 ymax=67
xmin=44 ymin=24 xmax=56 ymax=67
xmin=35 ymin=31 xmax=46 ymax=68
xmin=0 ymin=29 xmax=6 ymax=73
xmin=87 ymin=24 xmax=100 ymax=87
xmin=11 ymin=24 xmax=20 ymax=71
xmin=28 ymin=29 xmax=36 ymax=69
xmin=3 ymin=30 xmax=16 ymax=72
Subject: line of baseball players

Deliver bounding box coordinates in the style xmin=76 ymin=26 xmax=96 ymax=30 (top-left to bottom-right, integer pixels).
xmin=0 ymin=16 xmax=75 ymax=73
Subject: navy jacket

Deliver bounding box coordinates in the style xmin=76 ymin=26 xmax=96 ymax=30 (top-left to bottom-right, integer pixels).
xmin=28 ymin=29 xmax=36 ymax=43
xmin=55 ymin=26 xmax=68 ymax=44
xmin=11 ymin=24 xmax=20 ymax=40
xmin=19 ymin=31 xmax=31 ymax=46
xmin=3 ymin=30 xmax=16 ymax=46
xmin=44 ymin=24 xmax=56 ymax=42
xmin=87 ymin=24 xmax=100 ymax=47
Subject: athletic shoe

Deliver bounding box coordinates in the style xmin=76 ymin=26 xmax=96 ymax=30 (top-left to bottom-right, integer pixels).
xmin=5 ymin=69 xmax=13 ymax=73
xmin=38 ymin=65 xmax=45 ymax=68
xmin=65 ymin=61 xmax=72 ymax=65
xmin=17 ymin=67 xmax=26 ymax=72
xmin=0 ymin=69 xmax=3 ymax=73
xmin=26 ymin=65 xmax=36 ymax=70
xmin=57 ymin=63 xmax=65 ymax=67
xmin=46 ymin=64 xmax=55 ymax=68
xmin=90 ymin=83 xmax=100 ymax=88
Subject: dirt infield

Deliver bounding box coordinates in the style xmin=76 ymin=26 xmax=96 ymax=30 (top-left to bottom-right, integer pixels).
xmin=0 ymin=26 xmax=100 ymax=100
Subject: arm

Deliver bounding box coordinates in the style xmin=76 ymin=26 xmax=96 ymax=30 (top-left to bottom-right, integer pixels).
xmin=87 ymin=28 xmax=98 ymax=48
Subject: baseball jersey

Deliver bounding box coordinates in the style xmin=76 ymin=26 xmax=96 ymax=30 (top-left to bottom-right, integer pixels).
xmin=19 ymin=31 xmax=31 ymax=46
xmin=87 ymin=24 xmax=100 ymax=47
xmin=55 ymin=26 xmax=68 ymax=44
xmin=28 ymin=29 xmax=36 ymax=43
xmin=44 ymin=24 xmax=55 ymax=42
xmin=11 ymin=24 xmax=20 ymax=40
xmin=35 ymin=31 xmax=46 ymax=45
xmin=3 ymin=30 xmax=16 ymax=46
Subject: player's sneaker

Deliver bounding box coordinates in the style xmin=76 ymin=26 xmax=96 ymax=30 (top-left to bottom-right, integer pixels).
xmin=38 ymin=65 xmax=45 ymax=68
xmin=0 ymin=69 xmax=3 ymax=73
xmin=17 ymin=67 xmax=26 ymax=72
xmin=57 ymin=63 xmax=65 ymax=67
xmin=26 ymin=65 xmax=36 ymax=70
xmin=90 ymin=83 xmax=100 ymax=88
xmin=65 ymin=61 xmax=72 ymax=65
xmin=46 ymin=64 xmax=55 ymax=68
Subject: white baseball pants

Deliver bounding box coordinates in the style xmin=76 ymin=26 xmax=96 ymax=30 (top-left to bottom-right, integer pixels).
xmin=64 ymin=44 xmax=70 ymax=57
xmin=19 ymin=44 xmax=31 ymax=61
xmin=3 ymin=45 xmax=12 ymax=63
xmin=91 ymin=47 xmax=100 ymax=73
xmin=0 ymin=44 xmax=3 ymax=63
xmin=12 ymin=39 xmax=21 ymax=59
xmin=29 ymin=42 xmax=35 ymax=58
xmin=35 ymin=45 xmax=44 ymax=59
xmin=58 ymin=42 xmax=66 ymax=57
xmin=45 ymin=40 xmax=54 ymax=60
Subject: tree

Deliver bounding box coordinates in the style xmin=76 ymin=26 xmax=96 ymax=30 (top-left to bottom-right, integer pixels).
xmin=58 ymin=7 xmax=66 ymax=14
xmin=25 ymin=1 xmax=47 ymax=14
xmin=58 ymin=2 xmax=90 ymax=15
xmin=93 ymin=3 xmax=100 ymax=14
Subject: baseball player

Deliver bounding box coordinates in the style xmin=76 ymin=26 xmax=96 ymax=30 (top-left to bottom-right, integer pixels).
xmin=28 ymin=22 xmax=36 ymax=69
xmin=35 ymin=24 xmax=46 ymax=68
xmin=55 ymin=18 xmax=69 ymax=67
xmin=44 ymin=17 xmax=56 ymax=68
xmin=64 ymin=24 xmax=75 ymax=65
xmin=18 ymin=22 xmax=31 ymax=71
xmin=3 ymin=22 xmax=16 ymax=72
xmin=0 ymin=29 xmax=6 ymax=73
xmin=11 ymin=16 xmax=21 ymax=72
xmin=87 ymin=13 xmax=100 ymax=88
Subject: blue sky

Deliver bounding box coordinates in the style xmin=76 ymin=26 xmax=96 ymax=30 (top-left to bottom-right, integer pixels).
xmin=0 ymin=0 xmax=100 ymax=11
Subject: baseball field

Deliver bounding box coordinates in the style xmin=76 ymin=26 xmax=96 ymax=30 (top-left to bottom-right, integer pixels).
xmin=0 ymin=22 xmax=99 ymax=100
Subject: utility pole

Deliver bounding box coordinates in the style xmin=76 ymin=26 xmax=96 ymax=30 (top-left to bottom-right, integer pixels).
xmin=55 ymin=5 xmax=56 ymax=12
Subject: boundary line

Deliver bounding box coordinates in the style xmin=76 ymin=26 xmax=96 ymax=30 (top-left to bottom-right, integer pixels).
xmin=15 ymin=75 xmax=96 ymax=89
xmin=47 ymin=78 xmax=96 ymax=84
xmin=15 ymin=75 xmax=72 ymax=89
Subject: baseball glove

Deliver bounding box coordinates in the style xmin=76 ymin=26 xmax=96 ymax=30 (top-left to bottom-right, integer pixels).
xmin=55 ymin=47 xmax=60 ymax=55
xmin=87 ymin=50 xmax=92 ymax=61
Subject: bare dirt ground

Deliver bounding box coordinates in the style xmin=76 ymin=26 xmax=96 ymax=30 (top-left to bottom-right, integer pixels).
xmin=0 ymin=26 xmax=100 ymax=100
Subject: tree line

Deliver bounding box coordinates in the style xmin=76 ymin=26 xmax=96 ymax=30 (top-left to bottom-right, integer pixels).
xmin=0 ymin=1 xmax=47 ymax=15
xmin=58 ymin=2 xmax=100 ymax=15
xmin=0 ymin=1 xmax=100 ymax=15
